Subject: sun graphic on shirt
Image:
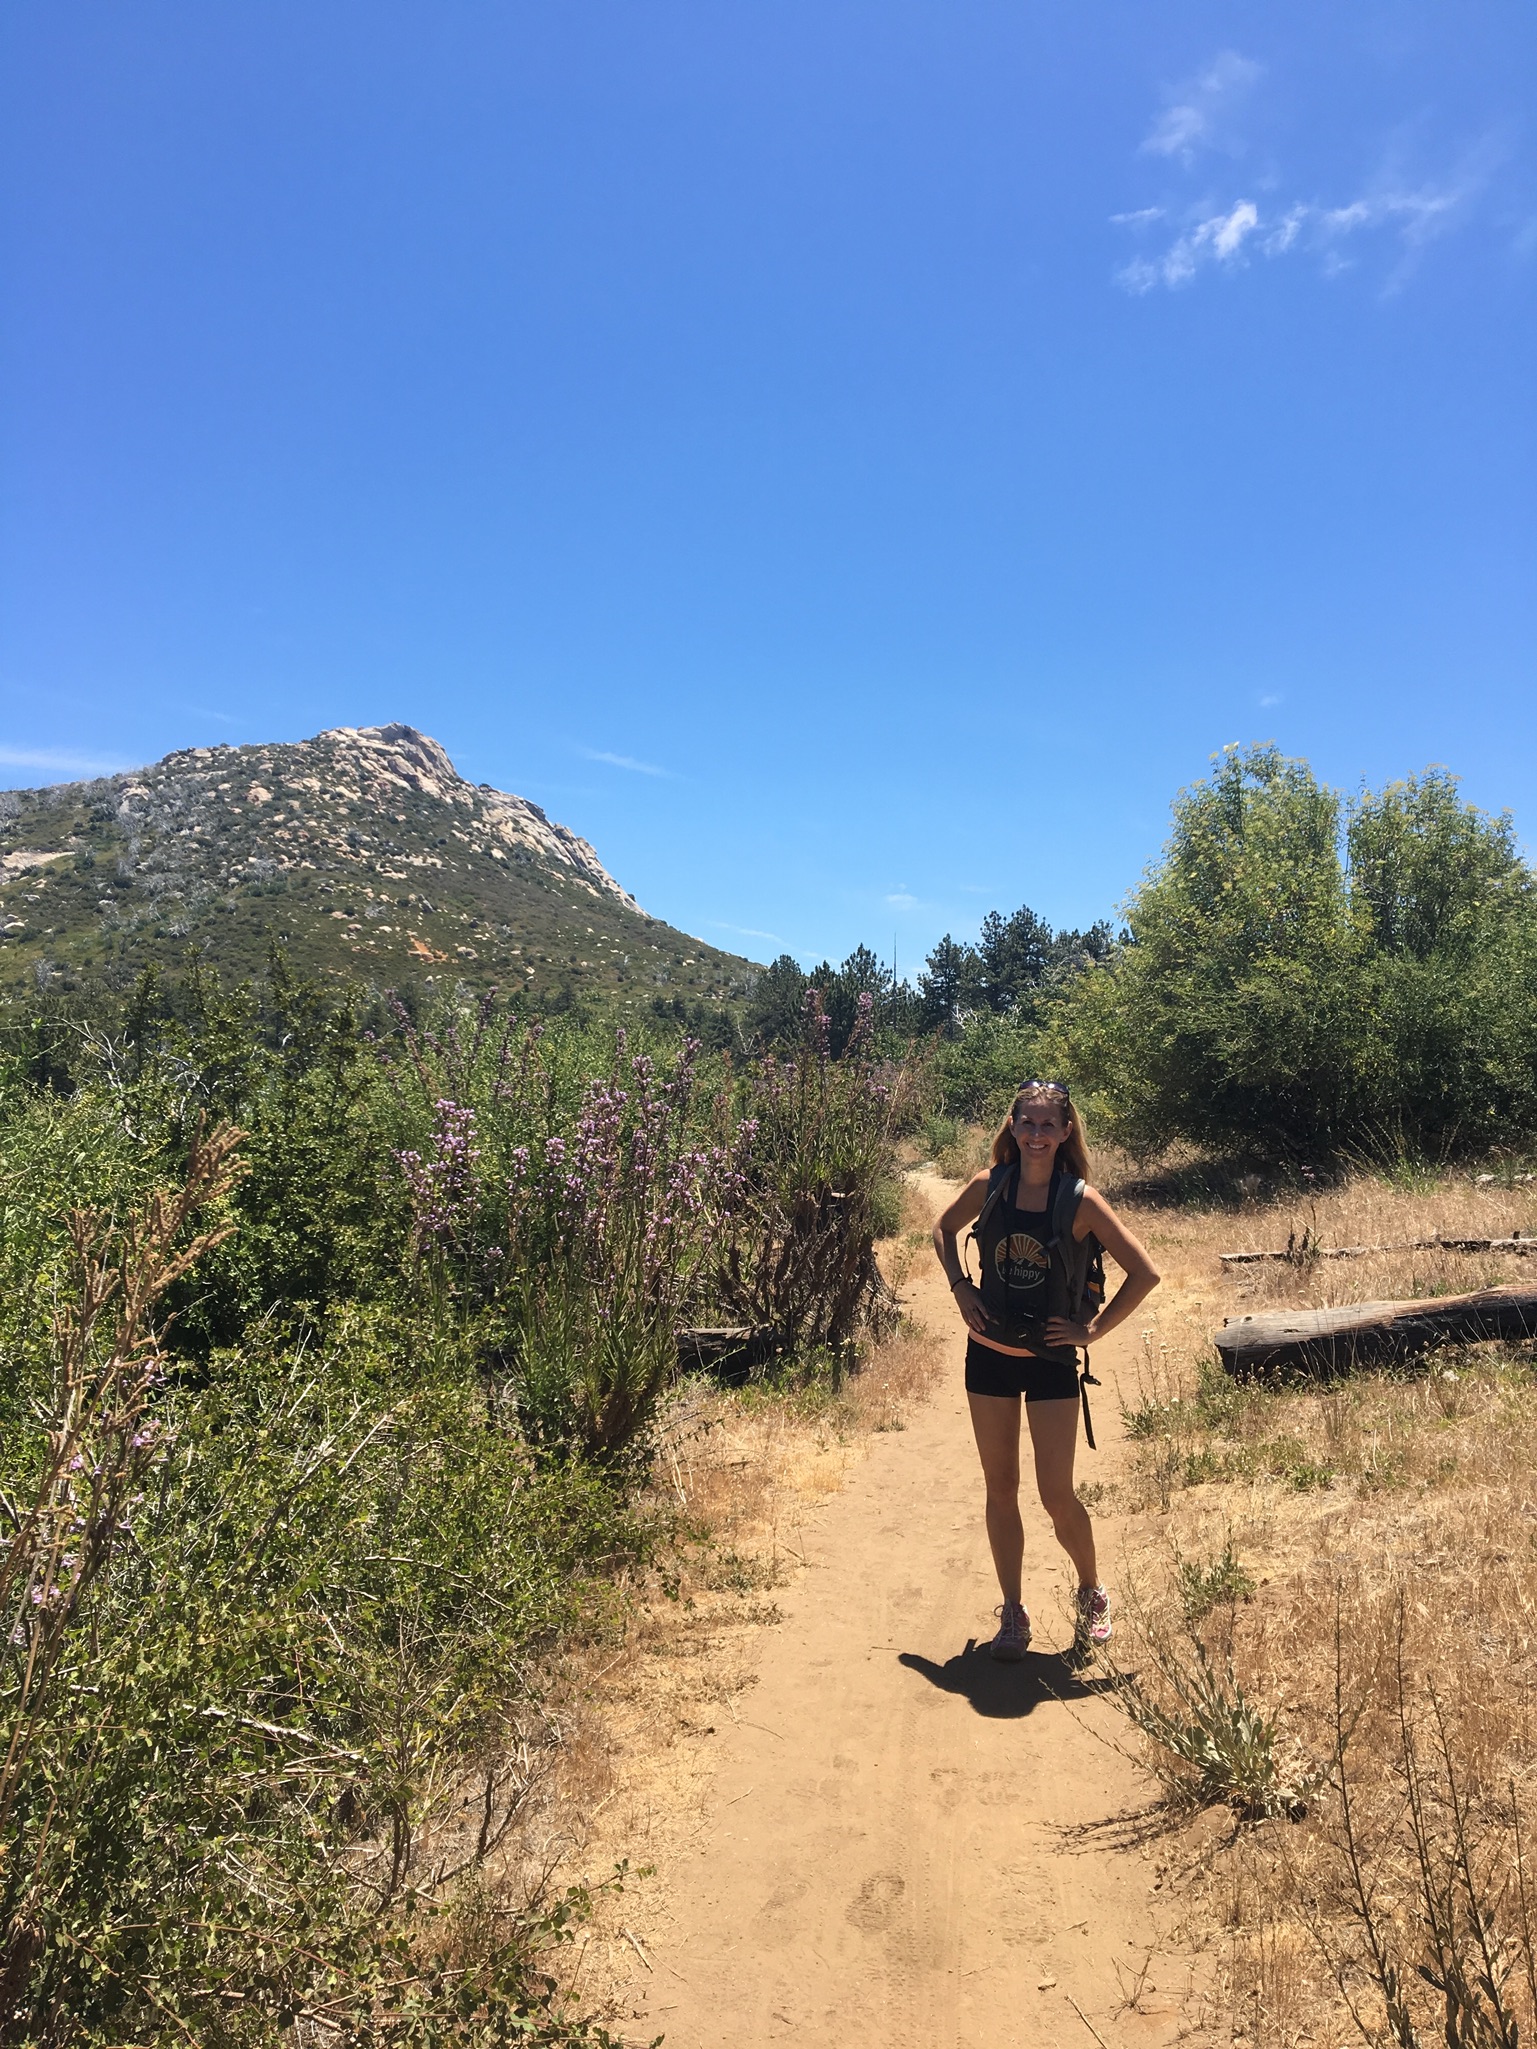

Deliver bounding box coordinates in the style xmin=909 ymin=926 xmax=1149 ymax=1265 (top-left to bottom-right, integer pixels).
xmin=994 ymin=1232 xmax=1049 ymax=1287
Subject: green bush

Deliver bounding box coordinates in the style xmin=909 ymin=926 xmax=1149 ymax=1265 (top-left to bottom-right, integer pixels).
xmin=1175 ymin=1540 xmax=1257 ymax=1621
xmin=1042 ymin=747 xmax=1537 ymax=1163
xmin=0 ymin=1055 xmax=159 ymax=1429
xmin=714 ymin=991 xmax=904 ymax=1366
xmin=932 ymin=1009 xmax=1042 ymax=1124
xmin=1108 ymin=1620 xmax=1314 ymax=1819
xmin=0 ymin=1143 xmax=653 ymax=2043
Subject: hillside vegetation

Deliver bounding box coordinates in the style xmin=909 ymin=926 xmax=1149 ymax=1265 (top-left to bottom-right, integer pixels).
xmin=0 ymin=724 xmax=752 ymax=1020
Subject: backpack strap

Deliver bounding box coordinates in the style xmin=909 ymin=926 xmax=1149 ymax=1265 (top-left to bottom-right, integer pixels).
xmin=1047 ymin=1175 xmax=1105 ymax=1450
xmin=1045 ymin=1171 xmax=1085 ymax=1253
xmin=963 ymin=1160 xmax=1017 ymax=1282
xmin=1080 ymin=1353 xmax=1101 ymax=1451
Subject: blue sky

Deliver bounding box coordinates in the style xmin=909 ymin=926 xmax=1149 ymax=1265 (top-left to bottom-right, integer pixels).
xmin=2 ymin=2 xmax=1533 ymax=972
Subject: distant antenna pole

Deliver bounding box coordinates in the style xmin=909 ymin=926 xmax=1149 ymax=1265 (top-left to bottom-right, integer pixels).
xmin=893 ymin=931 xmax=898 ymax=992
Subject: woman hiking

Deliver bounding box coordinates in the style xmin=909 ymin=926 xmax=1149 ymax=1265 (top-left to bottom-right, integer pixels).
xmin=932 ymin=1082 xmax=1159 ymax=1662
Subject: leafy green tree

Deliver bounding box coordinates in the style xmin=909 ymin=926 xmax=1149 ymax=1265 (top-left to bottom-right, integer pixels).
xmin=817 ymin=945 xmax=889 ymax=1055
xmin=918 ymin=909 xmax=1112 ymax=1048
xmin=1049 ymin=921 xmax=1116 ymax=976
xmin=1045 ymin=744 xmax=1362 ymax=1156
xmin=1346 ymin=773 xmax=1537 ymax=1149
xmin=1348 ymin=770 xmax=1521 ymax=961
xmin=1045 ymin=746 xmax=1537 ymax=1162
xmin=974 ymin=906 xmax=1053 ymax=1011
xmin=752 ymin=948 xmax=902 ymax=1058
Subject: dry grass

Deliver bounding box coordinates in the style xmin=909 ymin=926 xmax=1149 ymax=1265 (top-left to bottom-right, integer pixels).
xmin=1108 ymin=1154 xmax=1537 ymax=1314
xmin=1098 ymin=1160 xmax=1537 ymax=2047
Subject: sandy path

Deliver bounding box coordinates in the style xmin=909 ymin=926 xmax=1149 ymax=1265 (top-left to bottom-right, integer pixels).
xmin=628 ymin=1173 xmax=1205 ymax=2048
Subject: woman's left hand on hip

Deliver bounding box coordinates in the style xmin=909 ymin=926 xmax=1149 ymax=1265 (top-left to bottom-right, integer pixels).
xmin=1044 ymin=1316 xmax=1094 ymax=1349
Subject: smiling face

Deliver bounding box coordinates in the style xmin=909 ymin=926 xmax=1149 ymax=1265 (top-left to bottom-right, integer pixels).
xmin=1010 ymin=1091 xmax=1069 ymax=1162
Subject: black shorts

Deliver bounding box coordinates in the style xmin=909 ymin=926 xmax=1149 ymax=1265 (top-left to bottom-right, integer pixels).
xmin=964 ymin=1336 xmax=1080 ymax=1403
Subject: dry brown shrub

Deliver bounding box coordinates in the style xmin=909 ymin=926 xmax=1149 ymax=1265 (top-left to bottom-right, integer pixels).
xmin=1096 ymin=1164 xmax=1537 ymax=2047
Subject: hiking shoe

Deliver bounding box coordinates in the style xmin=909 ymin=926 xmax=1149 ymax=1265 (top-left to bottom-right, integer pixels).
xmin=989 ymin=1601 xmax=1032 ymax=1662
xmin=1074 ymin=1583 xmax=1112 ymax=1658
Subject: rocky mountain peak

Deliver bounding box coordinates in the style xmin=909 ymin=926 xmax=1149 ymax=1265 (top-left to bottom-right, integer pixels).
xmin=332 ymin=723 xmax=462 ymax=796
xmin=0 ymin=722 xmax=753 ymax=1005
xmin=284 ymin=723 xmax=641 ymax=910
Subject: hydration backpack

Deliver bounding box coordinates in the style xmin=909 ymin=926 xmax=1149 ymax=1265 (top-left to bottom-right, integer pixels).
xmin=965 ymin=1161 xmax=1105 ymax=1325
xmin=964 ymin=1159 xmax=1106 ymax=1448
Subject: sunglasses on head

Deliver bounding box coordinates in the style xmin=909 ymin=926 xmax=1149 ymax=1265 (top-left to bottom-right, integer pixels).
xmin=1015 ymin=1081 xmax=1069 ymax=1103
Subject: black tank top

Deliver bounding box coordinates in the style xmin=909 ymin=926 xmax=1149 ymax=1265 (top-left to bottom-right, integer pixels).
xmin=975 ymin=1184 xmax=1078 ymax=1365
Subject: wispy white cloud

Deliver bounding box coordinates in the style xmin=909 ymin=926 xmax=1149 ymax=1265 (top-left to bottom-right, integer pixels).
xmin=1142 ymin=52 xmax=1261 ymax=165
xmin=580 ymin=747 xmax=673 ymax=778
xmin=1258 ymin=693 xmax=1284 ymax=707
xmin=1119 ymin=60 xmax=1502 ymax=295
xmin=885 ymin=892 xmax=919 ymax=910
xmin=1116 ymin=159 xmax=1494 ymax=293
xmin=0 ymin=744 xmax=129 ymax=779
xmin=1264 ymin=206 xmax=1308 ymax=256
xmin=1120 ymin=200 xmax=1260 ymax=291
xmin=1312 ymin=151 xmax=1498 ymax=285
xmin=710 ymin=920 xmax=781 ymax=943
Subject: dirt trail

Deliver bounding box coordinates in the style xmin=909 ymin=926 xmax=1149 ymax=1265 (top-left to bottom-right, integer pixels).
xmin=627 ymin=1171 xmax=1209 ymax=2049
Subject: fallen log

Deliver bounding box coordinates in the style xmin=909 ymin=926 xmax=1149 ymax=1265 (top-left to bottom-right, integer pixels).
xmin=1221 ymin=1233 xmax=1534 ymax=1267
xmin=1215 ymin=1283 xmax=1537 ymax=1379
xmin=675 ymin=1325 xmax=776 ymax=1386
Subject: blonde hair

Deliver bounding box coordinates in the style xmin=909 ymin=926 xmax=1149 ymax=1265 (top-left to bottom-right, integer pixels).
xmin=991 ymin=1086 xmax=1091 ymax=1183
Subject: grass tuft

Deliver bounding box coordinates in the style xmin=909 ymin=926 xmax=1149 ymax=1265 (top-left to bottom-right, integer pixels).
xmin=1175 ymin=1539 xmax=1257 ymax=1622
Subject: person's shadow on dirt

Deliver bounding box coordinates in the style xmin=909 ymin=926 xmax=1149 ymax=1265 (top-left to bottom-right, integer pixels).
xmin=897 ymin=1642 xmax=1119 ymax=1719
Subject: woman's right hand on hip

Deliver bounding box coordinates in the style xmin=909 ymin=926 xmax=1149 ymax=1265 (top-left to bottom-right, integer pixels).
xmin=952 ymin=1279 xmax=990 ymax=1334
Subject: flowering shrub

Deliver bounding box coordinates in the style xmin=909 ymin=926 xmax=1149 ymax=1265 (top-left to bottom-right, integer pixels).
xmin=381 ymin=998 xmax=903 ymax=1440
xmin=382 ymin=1011 xmax=744 ymax=1460
xmin=714 ymin=991 xmax=905 ymax=1365
xmin=498 ymin=1036 xmax=743 ymax=1461
xmin=396 ymin=1095 xmax=483 ymax=1254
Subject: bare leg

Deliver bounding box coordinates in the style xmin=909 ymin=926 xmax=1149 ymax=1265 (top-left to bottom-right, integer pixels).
xmin=1024 ymin=1397 xmax=1099 ymax=1588
xmin=967 ymin=1392 xmax=1024 ymax=1605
